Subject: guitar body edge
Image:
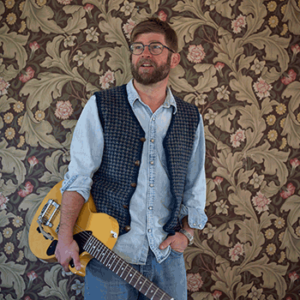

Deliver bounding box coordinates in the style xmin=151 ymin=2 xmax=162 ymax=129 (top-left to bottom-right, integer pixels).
xmin=29 ymin=180 xmax=119 ymax=277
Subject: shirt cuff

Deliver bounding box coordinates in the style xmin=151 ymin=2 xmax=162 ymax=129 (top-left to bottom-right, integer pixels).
xmin=60 ymin=174 xmax=92 ymax=202
xmin=179 ymin=204 xmax=208 ymax=230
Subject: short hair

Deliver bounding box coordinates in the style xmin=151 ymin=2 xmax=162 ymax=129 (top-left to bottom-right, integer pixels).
xmin=130 ymin=18 xmax=178 ymax=53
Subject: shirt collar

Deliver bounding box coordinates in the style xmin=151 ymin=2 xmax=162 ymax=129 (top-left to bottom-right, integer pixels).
xmin=126 ymin=79 xmax=177 ymax=114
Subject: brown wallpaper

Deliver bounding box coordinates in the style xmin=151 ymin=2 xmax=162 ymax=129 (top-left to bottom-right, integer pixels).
xmin=0 ymin=0 xmax=300 ymax=299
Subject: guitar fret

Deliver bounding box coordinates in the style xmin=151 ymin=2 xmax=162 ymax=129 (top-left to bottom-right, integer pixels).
xmin=112 ymin=257 xmax=121 ymax=272
xmin=102 ymin=248 xmax=112 ymax=265
xmin=152 ymin=287 xmax=159 ymax=299
xmin=99 ymin=246 xmax=108 ymax=263
xmin=138 ymin=278 xmax=147 ymax=292
xmin=131 ymin=271 xmax=140 ymax=287
xmin=82 ymin=236 xmax=174 ymax=300
xmin=84 ymin=240 xmax=93 ymax=253
xmin=120 ymin=264 xmax=130 ymax=278
xmin=133 ymin=274 xmax=142 ymax=288
xmin=116 ymin=261 xmax=125 ymax=275
xmin=89 ymin=238 xmax=98 ymax=256
xmin=126 ymin=268 xmax=136 ymax=283
xmin=107 ymin=254 xmax=117 ymax=269
xmin=144 ymin=283 xmax=152 ymax=296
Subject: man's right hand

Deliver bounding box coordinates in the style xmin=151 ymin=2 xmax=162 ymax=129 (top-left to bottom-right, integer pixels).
xmin=55 ymin=238 xmax=81 ymax=272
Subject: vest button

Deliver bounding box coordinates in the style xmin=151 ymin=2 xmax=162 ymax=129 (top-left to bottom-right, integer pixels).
xmin=134 ymin=160 xmax=140 ymax=166
xmin=125 ymin=225 xmax=131 ymax=232
xmin=123 ymin=204 xmax=129 ymax=209
xmin=131 ymin=183 xmax=137 ymax=187
xmin=140 ymin=137 xmax=146 ymax=142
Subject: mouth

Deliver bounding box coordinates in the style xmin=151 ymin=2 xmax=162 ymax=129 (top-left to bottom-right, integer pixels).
xmin=137 ymin=59 xmax=155 ymax=69
xmin=140 ymin=63 xmax=153 ymax=67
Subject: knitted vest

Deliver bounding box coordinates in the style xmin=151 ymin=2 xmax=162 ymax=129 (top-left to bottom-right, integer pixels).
xmin=91 ymin=85 xmax=200 ymax=236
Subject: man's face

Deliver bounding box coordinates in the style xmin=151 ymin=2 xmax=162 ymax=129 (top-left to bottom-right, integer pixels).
xmin=130 ymin=33 xmax=173 ymax=85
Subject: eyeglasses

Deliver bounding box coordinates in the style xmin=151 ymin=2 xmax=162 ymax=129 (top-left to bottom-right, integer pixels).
xmin=129 ymin=42 xmax=175 ymax=55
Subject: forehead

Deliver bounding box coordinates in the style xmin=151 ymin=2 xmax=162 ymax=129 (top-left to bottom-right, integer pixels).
xmin=133 ymin=32 xmax=166 ymax=44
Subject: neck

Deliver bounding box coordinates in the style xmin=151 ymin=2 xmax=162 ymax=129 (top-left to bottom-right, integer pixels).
xmin=133 ymin=78 xmax=169 ymax=113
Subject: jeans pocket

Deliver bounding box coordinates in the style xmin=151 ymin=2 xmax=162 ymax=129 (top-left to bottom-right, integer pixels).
xmin=170 ymin=248 xmax=184 ymax=256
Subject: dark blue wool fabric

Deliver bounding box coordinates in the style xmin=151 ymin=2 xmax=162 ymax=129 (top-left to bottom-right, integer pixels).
xmin=91 ymin=85 xmax=200 ymax=236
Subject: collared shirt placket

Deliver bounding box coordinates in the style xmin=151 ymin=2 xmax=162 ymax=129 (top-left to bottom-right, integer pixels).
xmin=147 ymin=114 xmax=157 ymax=256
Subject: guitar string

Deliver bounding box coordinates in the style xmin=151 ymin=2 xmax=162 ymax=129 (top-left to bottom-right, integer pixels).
xmin=69 ymin=223 xmax=167 ymax=299
xmin=48 ymin=207 xmax=168 ymax=299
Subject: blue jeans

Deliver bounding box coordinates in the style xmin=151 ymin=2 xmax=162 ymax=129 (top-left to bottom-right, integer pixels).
xmin=84 ymin=248 xmax=187 ymax=300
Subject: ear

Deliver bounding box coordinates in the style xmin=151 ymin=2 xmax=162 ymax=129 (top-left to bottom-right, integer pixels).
xmin=170 ymin=53 xmax=181 ymax=69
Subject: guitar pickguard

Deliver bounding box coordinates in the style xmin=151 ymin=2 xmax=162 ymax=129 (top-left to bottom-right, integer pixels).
xmin=44 ymin=231 xmax=92 ymax=257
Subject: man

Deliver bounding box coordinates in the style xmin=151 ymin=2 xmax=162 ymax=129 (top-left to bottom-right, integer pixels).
xmin=55 ymin=18 xmax=207 ymax=300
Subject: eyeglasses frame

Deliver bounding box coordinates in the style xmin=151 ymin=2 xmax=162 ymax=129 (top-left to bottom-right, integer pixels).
xmin=129 ymin=42 xmax=175 ymax=56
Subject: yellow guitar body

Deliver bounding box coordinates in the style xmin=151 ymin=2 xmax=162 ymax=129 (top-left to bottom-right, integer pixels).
xmin=29 ymin=181 xmax=119 ymax=277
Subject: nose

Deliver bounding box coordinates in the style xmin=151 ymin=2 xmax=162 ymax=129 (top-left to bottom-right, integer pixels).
xmin=141 ymin=45 xmax=152 ymax=57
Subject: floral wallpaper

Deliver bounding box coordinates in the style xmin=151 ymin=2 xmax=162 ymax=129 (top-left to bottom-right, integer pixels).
xmin=0 ymin=0 xmax=300 ymax=299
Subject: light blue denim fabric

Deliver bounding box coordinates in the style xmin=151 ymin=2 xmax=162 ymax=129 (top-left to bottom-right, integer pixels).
xmin=61 ymin=79 xmax=207 ymax=265
xmin=84 ymin=248 xmax=187 ymax=300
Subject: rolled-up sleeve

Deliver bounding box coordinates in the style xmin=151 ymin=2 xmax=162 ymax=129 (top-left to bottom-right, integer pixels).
xmin=179 ymin=114 xmax=207 ymax=230
xmin=60 ymin=96 xmax=103 ymax=202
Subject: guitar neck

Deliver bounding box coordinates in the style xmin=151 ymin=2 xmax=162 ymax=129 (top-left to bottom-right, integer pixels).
xmin=83 ymin=235 xmax=174 ymax=300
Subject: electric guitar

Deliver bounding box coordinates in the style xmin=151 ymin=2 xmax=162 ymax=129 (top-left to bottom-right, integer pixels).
xmin=29 ymin=181 xmax=174 ymax=300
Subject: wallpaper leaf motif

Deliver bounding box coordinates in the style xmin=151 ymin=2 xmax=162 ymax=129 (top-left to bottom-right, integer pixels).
xmin=280 ymin=195 xmax=300 ymax=262
xmin=106 ymin=46 xmax=132 ymax=86
xmin=19 ymin=111 xmax=63 ymax=149
xmin=63 ymin=5 xmax=87 ymax=35
xmin=240 ymin=0 xmax=267 ymax=36
xmin=282 ymin=0 xmax=300 ymax=34
xmin=39 ymin=150 xmax=68 ymax=183
xmin=0 ymin=139 xmax=28 ymax=189
xmin=21 ymin=0 xmax=64 ymax=34
xmin=0 ymin=253 xmax=27 ymax=299
xmin=0 ymin=24 xmax=29 ymax=81
xmin=244 ymin=28 xmax=290 ymax=82
xmin=215 ymin=0 xmax=237 ymax=19
xmin=282 ymin=81 xmax=300 ymax=148
xmin=243 ymin=255 xmax=288 ymax=299
xmin=38 ymin=265 xmax=70 ymax=299
xmin=170 ymin=16 xmax=216 ymax=52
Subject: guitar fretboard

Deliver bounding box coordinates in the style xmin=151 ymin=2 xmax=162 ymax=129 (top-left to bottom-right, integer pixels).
xmin=83 ymin=235 xmax=174 ymax=300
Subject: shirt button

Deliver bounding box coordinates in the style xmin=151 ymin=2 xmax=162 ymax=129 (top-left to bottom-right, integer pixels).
xmin=193 ymin=223 xmax=197 ymax=226
xmin=148 ymin=206 xmax=153 ymax=210
xmin=152 ymin=117 xmax=155 ymax=121
xmin=134 ymin=160 xmax=140 ymax=166
xmin=140 ymin=137 xmax=146 ymax=142
xmin=150 ymin=161 xmax=154 ymax=165
xmin=125 ymin=226 xmax=131 ymax=232
xmin=148 ymin=229 xmax=152 ymax=233
xmin=131 ymin=183 xmax=137 ymax=187
xmin=149 ymin=183 xmax=154 ymax=187
xmin=150 ymin=139 xmax=154 ymax=143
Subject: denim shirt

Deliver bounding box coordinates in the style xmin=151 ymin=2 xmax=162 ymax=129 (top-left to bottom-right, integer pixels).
xmin=61 ymin=79 xmax=207 ymax=264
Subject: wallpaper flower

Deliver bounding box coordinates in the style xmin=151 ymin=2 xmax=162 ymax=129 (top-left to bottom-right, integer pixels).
xmin=0 ymin=0 xmax=299 ymax=299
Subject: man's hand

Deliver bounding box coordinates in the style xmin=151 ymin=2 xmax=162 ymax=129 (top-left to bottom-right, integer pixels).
xmin=55 ymin=191 xmax=85 ymax=272
xmin=159 ymin=232 xmax=189 ymax=253
xmin=55 ymin=238 xmax=81 ymax=272
xmin=159 ymin=216 xmax=194 ymax=253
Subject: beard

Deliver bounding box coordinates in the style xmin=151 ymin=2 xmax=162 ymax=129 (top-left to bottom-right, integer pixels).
xmin=131 ymin=55 xmax=171 ymax=85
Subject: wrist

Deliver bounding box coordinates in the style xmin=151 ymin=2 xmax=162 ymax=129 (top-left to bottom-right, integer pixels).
xmin=179 ymin=229 xmax=194 ymax=245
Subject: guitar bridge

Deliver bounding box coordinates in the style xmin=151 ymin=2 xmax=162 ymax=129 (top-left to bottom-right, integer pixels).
xmin=37 ymin=199 xmax=60 ymax=240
